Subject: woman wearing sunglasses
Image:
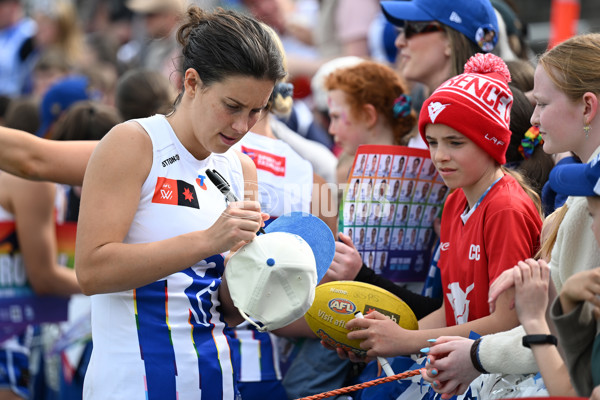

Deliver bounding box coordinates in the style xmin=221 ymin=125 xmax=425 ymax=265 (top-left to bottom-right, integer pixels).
xmin=381 ymin=0 xmax=499 ymax=96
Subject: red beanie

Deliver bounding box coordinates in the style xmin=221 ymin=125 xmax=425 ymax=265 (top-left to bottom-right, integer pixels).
xmin=418 ymin=53 xmax=513 ymax=165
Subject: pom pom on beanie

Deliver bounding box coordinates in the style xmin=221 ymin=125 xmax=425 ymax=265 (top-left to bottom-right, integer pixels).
xmin=419 ymin=53 xmax=513 ymax=165
xmin=464 ymin=53 xmax=511 ymax=82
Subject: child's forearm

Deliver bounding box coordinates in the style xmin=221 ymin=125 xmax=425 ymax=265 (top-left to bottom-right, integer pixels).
xmin=520 ymin=316 xmax=576 ymax=395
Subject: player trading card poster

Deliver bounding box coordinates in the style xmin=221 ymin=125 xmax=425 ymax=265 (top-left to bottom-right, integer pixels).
xmin=340 ymin=145 xmax=448 ymax=283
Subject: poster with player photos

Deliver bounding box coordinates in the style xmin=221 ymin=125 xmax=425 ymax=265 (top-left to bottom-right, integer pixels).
xmin=341 ymin=145 xmax=449 ymax=283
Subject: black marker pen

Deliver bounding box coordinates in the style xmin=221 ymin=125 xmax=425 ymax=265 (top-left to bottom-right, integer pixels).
xmin=206 ymin=169 xmax=266 ymax=235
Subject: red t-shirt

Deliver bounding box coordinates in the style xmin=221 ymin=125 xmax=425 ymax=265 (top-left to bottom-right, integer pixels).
xmin=439 ymin=175 xmax=542 ymax=326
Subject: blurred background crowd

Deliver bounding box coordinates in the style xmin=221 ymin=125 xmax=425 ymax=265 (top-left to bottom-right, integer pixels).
xmin=1 ymin=0 xmax=598 ymax=150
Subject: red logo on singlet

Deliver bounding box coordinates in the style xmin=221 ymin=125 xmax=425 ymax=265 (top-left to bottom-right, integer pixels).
xmin=241 ymin=146 xmax=286 ymax=176
xmin=152 ymin=177 xmax=199 ymax=209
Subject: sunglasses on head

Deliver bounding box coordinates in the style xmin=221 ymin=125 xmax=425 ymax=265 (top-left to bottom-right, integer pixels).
xmin=399 ymin=21 xmax=445 ymax=39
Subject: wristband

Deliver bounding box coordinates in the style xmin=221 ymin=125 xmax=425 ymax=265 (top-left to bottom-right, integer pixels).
xmin=469 ymin=337 xmax=488 ymax=374
xmin=522 ymin=334 xmax=558 ymax=348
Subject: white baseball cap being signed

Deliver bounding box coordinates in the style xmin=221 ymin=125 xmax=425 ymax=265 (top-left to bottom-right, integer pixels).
xmin=225 ymin=212 xmax=335 ymax=331
xmin=226 ymin=232 xmax=317 ymax=331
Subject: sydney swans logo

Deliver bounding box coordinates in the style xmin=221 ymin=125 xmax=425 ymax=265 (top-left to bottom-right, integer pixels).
xmin=428 ymin=102 xmax=449 ymax=123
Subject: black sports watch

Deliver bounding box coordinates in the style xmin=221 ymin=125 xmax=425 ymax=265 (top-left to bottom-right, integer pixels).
xmin=522 ymin=334 xmax=558 ymax=348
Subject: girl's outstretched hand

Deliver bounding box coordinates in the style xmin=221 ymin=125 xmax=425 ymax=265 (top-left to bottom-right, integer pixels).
xmin=420 ymin=336 xmax=480 ymax=399
xmin=513 ymin=259 xmax=550 ymax=328
xmin=345 ymin=310 xmax=405 ymax=358
xmin=488 ymin=267 xmax=516 ymax=313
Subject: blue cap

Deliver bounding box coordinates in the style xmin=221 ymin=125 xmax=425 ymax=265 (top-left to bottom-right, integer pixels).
xmin=380 ymin=0 xmax=499 ymax=52
xmin=265 ymin=212 xmax=335 ymax=283
xmin=36 ymin=75 xmax=94 ymax=137
xmin=549 ymin=155 xmax=600 ymax=197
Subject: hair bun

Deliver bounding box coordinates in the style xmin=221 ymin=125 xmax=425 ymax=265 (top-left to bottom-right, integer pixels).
xmin=463 ymin=53 xmax=511 ymax=83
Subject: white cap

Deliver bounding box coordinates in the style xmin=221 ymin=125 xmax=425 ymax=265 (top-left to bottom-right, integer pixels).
xmin=310 ymin=56 xmax=365 ymax=111
xmin=225 ymin=232 xmax=318 ymax=332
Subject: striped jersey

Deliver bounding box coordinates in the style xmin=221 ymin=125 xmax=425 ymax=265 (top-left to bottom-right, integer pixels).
xmin=83 ymin=115 xmax=245 ymax=400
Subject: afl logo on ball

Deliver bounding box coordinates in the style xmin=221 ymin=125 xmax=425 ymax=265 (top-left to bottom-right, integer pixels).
xmin=328 ymin=299 xmax=356 ymax=314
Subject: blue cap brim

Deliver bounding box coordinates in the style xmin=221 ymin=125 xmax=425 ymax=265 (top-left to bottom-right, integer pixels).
xmin=265 ymin=212 xmax=335 ymax=282
xmin=549 ymin=162 xmax=597 ymax=197
xmin=380 ymin=0 xmax=434 ymax=26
